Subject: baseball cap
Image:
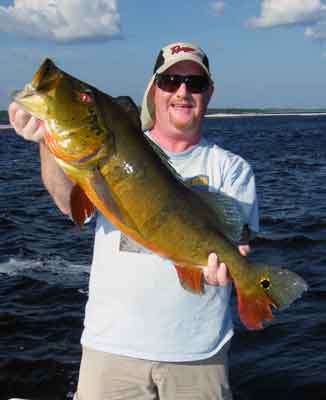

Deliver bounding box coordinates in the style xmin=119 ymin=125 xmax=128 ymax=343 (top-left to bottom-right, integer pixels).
xmin=140 ymin=42 xmax=213 ymax=130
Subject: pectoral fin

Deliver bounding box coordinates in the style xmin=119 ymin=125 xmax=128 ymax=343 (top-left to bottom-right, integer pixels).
xmin=57 ymin=158 xmax=138 ymax=231
xmin=89 ymin=168 xmax=125 ymax=221
xmin=79 ymin=168 xmax=142 ymax=236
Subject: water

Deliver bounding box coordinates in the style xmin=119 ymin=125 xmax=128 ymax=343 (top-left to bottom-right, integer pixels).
xmin=0 ymin=115 xmax=325 ymax=399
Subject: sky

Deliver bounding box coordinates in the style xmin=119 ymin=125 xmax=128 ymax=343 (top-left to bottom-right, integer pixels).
xmin=0 ymin=0 xmax=326 ymax=109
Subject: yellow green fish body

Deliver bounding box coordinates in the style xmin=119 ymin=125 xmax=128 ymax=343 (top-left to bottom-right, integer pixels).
xmin=14 ymin=59 xmax=308 ymax=329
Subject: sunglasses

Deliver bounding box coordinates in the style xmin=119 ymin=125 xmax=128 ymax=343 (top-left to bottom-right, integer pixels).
xmin=154 ymin=74 xmax=210 ymax=94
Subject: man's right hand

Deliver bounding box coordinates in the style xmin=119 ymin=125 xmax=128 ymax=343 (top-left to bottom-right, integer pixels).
xmin=8 ymin=102 xmax=45 ymax=143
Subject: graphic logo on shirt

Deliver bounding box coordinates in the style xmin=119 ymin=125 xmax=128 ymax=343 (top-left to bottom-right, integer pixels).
xmin=119 ymin=233 xmax=153 ymax=254
xmin=184 ymin=174 xmax=209 ymax=189
xmin=119 ymin=174 xmax=210 ymax=254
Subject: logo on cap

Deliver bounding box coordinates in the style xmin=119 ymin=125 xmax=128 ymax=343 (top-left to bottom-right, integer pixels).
xmin=170 ymin=45 xmax=196 ymax=55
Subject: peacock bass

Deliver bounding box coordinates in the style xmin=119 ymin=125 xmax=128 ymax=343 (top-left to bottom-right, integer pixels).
xmin=14 ymin=59 xmax=308 ymax=330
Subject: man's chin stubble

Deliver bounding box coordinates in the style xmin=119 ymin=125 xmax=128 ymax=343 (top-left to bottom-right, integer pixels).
xmin=169 ymin=114 xmax=196 ymax=131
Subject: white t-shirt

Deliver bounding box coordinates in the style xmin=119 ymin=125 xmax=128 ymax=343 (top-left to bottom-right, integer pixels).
xmin=81 ymin=134 xmax=259 ymax=362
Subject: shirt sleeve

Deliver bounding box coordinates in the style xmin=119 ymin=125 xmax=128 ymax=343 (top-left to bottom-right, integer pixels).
xmin=220 ymin=152 xmax=259 ymax=241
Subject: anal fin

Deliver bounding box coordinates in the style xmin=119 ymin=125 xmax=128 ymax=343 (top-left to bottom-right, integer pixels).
xmin=71 ymin=184 xmax=95 ymax=225
xmin=174 ymin=265 xmax=204 ymax=294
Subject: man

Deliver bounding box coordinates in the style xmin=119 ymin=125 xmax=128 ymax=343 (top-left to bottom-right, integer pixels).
xmin=9 ymin=42 xmax=259 ymax=400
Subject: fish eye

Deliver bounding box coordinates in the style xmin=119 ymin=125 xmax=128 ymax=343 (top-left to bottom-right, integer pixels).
xmin=260 ymin=278 xmax=271 ymax=290
xmin=79 ymin=91 xmax=93 ymax=103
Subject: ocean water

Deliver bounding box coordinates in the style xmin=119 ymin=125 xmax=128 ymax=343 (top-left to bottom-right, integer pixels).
xmin=0 ymin=115 xmax=325 ymax=400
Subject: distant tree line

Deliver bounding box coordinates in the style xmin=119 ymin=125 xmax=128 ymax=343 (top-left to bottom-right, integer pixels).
xmin=206 ymin=107 xmax=326 ymax=115
xmin=0 ymin=110 xmax=9 ymax=124
xmin=1 ymin=107 xmax=326 ymax=124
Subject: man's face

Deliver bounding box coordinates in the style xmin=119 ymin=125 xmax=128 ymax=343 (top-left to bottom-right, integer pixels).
xmin=152 ymin=61 xmax=213 ymax=140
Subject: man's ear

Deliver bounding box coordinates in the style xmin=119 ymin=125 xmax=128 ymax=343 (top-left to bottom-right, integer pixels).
xmin=149 ymin=83 xmax=156 ymax=120
xmin=206 ymin=84 xmax=214 ymax=105
xmin=149 ymin=83 xmax=156 ymax=99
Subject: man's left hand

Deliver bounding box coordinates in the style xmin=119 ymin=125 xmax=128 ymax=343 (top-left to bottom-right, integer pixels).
xmin=203 ymin=245 xmax=250 ymax=287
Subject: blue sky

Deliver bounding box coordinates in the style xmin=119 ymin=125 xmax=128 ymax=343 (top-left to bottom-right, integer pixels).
xmin=1 ymin=0 xmax=326 ymax=109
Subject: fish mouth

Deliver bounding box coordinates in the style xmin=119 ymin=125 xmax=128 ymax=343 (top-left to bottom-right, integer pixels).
xmin=13 ymin=83 xmax=37 ymax=102
xmin=13 ymin=82 xmax=47 ymax=118
xmin=13 ymin=59 xmax=59 ymax=118
xmin=13 ymin=58 xmax=60 ymax=102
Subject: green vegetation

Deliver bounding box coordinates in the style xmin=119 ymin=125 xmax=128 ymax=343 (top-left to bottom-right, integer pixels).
xmin=0 ymin=110 xmax=9 ymax=124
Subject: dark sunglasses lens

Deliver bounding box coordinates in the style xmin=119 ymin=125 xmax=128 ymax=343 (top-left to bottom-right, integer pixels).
xmin=186 ymin=76 xmax=209 ymax=93
xmin=156 ymin=75 xmax=180 ymax=92
xmin=156 ymin=75 xmax=209 ymax=93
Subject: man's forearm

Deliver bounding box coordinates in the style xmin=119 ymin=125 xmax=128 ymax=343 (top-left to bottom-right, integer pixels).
xmin=40 ymin=142 xmax=73 ymax=216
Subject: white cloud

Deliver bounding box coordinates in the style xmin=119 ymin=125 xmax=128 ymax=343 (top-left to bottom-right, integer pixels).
xmin=305 ymin=20 xmax=326 ymax=39
xmin=210 ymin=1 xmax=225 ymax=16
xmin=248 ymin=0 xmax=326 ymax=28
xmin=0 ymin=0 xmax=121 ymax=42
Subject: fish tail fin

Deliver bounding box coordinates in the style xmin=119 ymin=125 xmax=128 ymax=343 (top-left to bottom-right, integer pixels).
xmin=233 ymin=264 xmax=308 ymax=330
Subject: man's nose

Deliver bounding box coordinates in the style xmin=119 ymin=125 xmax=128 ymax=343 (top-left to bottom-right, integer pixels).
xmin=175 ymin=82 xmax=188 ymax=97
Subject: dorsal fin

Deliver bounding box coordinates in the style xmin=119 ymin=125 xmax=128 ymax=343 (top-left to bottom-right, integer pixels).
xmin=115 ymin=96 xmax=141 ymax=129
xmin=192 ymin=189 xmax=244 ymax=243
xmin=144 ymin=135 xmax=184 ymax=183
xmin=144 ymin=134 xmax=245 ymax=243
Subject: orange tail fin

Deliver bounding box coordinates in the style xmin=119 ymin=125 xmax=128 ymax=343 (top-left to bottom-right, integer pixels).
xmin=233 ymin=264 xmax=308 ymax=330
xmin=234 ymin=282 xmax=275 ymax=329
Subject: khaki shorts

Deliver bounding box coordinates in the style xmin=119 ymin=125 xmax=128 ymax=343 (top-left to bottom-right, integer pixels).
xmin=74 ymin=342 xmax=232 ymax=400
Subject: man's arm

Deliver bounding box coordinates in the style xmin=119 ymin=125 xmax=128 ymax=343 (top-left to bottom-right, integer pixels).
xmin=9 ymin=102 xmax=73 ymax=216
xmin=39 ymin=142 xmax=73 ymax=215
